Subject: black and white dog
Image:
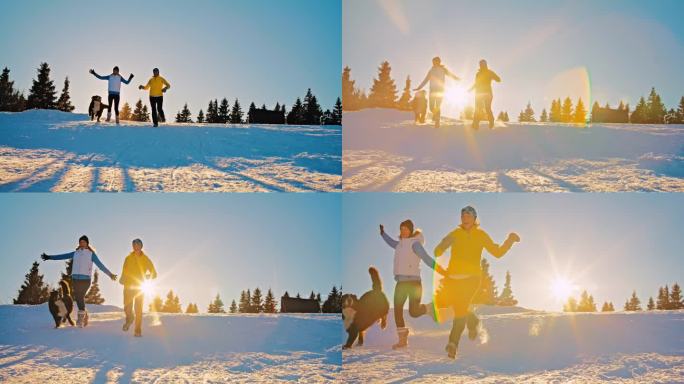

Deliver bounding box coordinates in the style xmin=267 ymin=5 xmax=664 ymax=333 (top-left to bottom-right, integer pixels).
xmin=341 ymin=266 xmax=389 ymax=349
xmin=48 ymin=280 xmax=75 ymax=328
xmin=88 ymin=95 xmax=109 ymax=122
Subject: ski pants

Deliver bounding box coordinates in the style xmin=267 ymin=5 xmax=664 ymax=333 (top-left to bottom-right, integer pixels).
xmin=429 ymin=93 xmax=443 ymax=122
xmin=150 ymin=96 xmax=165 ymax=125
xmin=473 ymin=93 xmax=494 ymax=127
xmin=442 ymin=276 xmax=481 ymax=346
xmin=72 ymin=279 xmax=91 ymax=311
xmin=123 ymin=285 xmax=144 ymax=332
xmin=108 ymin=93 xmax=120 ymax=116
xmin=394 ymin=280 xmax=427 ymax=328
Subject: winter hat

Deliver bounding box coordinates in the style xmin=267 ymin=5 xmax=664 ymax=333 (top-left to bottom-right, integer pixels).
xmin=132 ymin=238 xmax=143 ymax=247
xmin=461 ymin=206 xmax=477 ymax=219
xmin=79 ymin=235 xmax=89 ymax=244
xmin=400 ymin=219 xmax=415 ymax=234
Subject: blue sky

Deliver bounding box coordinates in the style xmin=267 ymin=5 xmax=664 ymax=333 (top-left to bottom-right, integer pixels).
xmin=1 ymin=0 xmax=341 ymax=115
xmin=0 ymin=194 xmax=340 ymax=311
xmin=344 ymin=0 xmax=684 ymax=118
xmin=342 ymin=193 xmax=684 ymax=311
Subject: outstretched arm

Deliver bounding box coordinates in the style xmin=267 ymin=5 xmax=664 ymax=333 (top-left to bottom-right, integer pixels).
xmin=445 ymin=68 xmax=460 ymax=81
xmin=91 ymin=253 xmax=116 ymax=279
xmin=41 ymin=251 xmax=75 ymax=261
xmin=90 ymin=70 xmax=108 ymax=81
xmin=491 ymin=70 xmax=501 ymax=82
xmin=121 ymin=74 xmax=134 ymax=85
xmin=482 ymin=232 xmax=519 ymax=258
xmin=380 ymin=225 xmax=399 ymax=248
xmin=412 ymin=242 xmax=448 ymax=276
xmin=434 ymin=232 xmax=454 ymax=257
xmin=414 ymin=71 xmax=430 ymax=91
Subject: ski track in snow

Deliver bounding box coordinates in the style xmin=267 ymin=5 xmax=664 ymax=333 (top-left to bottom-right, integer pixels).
xmin=342 ymin=307 xmax=684 ymax=383
xmin=342 ymin=109 xmax=684 ymax=192
xmin=0 ymin=305 xmax=342 ymax=383
xmin=0 ymin=110 xmax=341 ymax=192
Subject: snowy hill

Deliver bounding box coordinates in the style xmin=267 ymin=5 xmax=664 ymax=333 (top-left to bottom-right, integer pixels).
xmin=343 ymin=109 xmax=684 ymax=192
xmin=342 ymin=306 xmax=684 ymax=383
xmin=0 ymin=110 xmax=341 ymax=192
xmin=0 ymin=304 xmax=342 ymax=383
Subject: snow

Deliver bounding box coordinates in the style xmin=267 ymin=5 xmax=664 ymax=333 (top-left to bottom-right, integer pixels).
xmin=343 ymin=109 xmax=684 ymax=192
xmin=0 ymin=304 xmax=341 ymax=383
xmin=0 ymin=110 xmax=341 ymax=192
xmin=342 ymin=305 xmax=684 ymax=383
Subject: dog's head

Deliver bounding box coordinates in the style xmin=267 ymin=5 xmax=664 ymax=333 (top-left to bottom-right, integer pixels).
xmin=49 ymin=289 xmax=60 ymax=301
xmin=91 ymin=95 xmax=101 ymax=102
xmin=341 ymin=293 xmax=358 ymax=330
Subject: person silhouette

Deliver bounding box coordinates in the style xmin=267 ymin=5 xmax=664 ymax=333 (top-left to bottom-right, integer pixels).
xmin=139 ymin=68 xmax=171 ymax=127
xmin=469 ymin=60 xmax=501 ymax=129
xmin=415 ymin=57 xmax=460 ymax=128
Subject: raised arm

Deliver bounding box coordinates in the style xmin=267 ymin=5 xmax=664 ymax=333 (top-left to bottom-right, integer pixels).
xmin=482 ymin=231 xmax=518 ymax=258
xmin=121 ymin=73 xmax=134 ymax=85
xmin=414 ymin=71 xmax=430 ymax=91
xmin=412 ymin=242 xmax=447 ymax=276
xmin=381 ymin=231 xmax=399 ymax=249
xmin=445 ymin=67 xmax=460 ymax=81
xmin=91 ymin=253 xmax=116 ymax=279
xmin=434 ymin=232 xmax=455 ymax=257
xmin=90 ymin=70 xmax=109 ymax=81
xmin=41 ymin=251 xmax=75 ymax=261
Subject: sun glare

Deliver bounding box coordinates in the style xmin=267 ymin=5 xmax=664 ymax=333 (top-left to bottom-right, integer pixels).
xmin=140 ymin=280 xmax=156 ymax=298
xmin=550 ymin=277 xmax=576 ymax=301
xmin=443 ymin=86 xmax=469 ymax=109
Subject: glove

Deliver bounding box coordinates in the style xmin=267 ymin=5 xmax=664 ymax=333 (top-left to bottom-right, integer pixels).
xmin=110 ymin=274 xmax=118 ymax=281
xmin=508 ymin=233 xmax=521 ymax=243
xmin=151 ymin=272 xmax=158 ymax=279
xmin=129 ymin=74 xmax=134 ymax=80
xmin=89 ymin=69 xmax=94 ymax=74
xmin=138 ymin=85 xmax=144 ymax=90
xmin=40 ymin=253 xmax=49 ymax=261
xmin=379 ymin=224 xmax=384 ymax=234
xmin=162 ymin=88 xmax=167 ymax=93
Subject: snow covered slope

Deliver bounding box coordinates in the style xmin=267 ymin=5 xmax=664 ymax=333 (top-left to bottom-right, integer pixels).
xmin=342 ymin=306 xmax=684 ymax=383
xmin=0 ymin=304 xmax=342 ymax=383
xmin=0 ymin=110 xmax=341 ymax=192
xmin=343 ymin=109 xmax=684 ymax=192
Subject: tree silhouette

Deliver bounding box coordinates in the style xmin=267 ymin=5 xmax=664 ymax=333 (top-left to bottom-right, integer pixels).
xmin=630 ymin=97 xmax=648 ymax=123
xmin=218 ymin=98 xmax=230 ymax=123
xmin=474 ymin=259 xmax=498 ymax=305
xmin=14 ymin=261 xmax=50 ymax=304
xmin=368 ymin=61 xmax=398 ymax=108
xmin=27 ymin=62 xmax=57 ymax=109
xmin=196 ymin=109 xmax=205 ymax=123
xmin=497 ymin=271 xmax=518 ymax=306
xmin=397 ymin=76 xmax=412 ymax=111
xmin=539 ymin=108 xmax=548 ymax=122
xmin=0 ymin=67 xmax=27 ymax=111
xmin=670 ymin=283 xmax=683 ymax=309
xmin=647 ymin=297 xmax=655 ymax=310
xmin=119 ymin=102 xmax=132 ymax=120
xmin=208 ymin=293 xmax=225 ymax=313
xmin=624 ymin=290 xmax=642 ymax=311
xmin=561 ymin=97 xmax=574 ymax=123
xmin=264 ymin=288 xmax=277 ymax=313
xmin=175 ymin=103 xmax=192 ymax=123
xmin=342 ymin=66 xmax=363 ymax=111
xmin=574 ymin=97 xmax=586 ymax=123
xmin=646 ymin=87 xmax=666 ymax=123
xmin=230 ymin=98 xmax=243 ymax=123
xmin=229 ymin=299 xmax=238 ymax=313
xmin=161 ymin=290 xmax=182 ymax=313
xmin=149 ymin=295 xmax=163 ymax=312
xmin=185 ymin=303 xmax=199 ymax=313
xmin=251 ymin=287 xmax=263 ymax=313
xmin=56 ymin=77 xmax=75 ymax=112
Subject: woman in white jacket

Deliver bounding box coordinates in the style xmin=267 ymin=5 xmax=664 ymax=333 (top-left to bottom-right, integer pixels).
xmin=380 ymin=220 xmax=447 ymax=349
xmin=42 ymin=235 xmax=117 ymax=327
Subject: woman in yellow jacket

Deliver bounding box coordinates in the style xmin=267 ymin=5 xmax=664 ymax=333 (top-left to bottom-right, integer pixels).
xmin=139 ymin=68 xmax=171 ymax=127
xmin=119 ymin=238 xmax=157 ymax=337
xmin=433 ymin=206 xmax=519 ymax=359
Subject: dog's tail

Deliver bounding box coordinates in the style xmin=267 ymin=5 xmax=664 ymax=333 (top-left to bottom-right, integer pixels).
xmin=369 ymin=266 xmax=382 ymax=291
xmin=59 ymin=280 xmax=71 ymax=297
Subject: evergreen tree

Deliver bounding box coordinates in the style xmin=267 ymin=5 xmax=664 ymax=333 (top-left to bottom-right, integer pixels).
xmin=503 ymin=111 xmax=509 ymax=122
xmin=315 ymin=293 xmax=322 ymax=309
xmin=230 ymin=98 xmax=244 ymax=123
xmin=574 ymin=97 xmax=586 ymax=123
xmin=251 ymin=287 xmax=263 ymax=313
xmin=322 ymin=286 xmax=342 ymax=313
xmin=149 ymin=295 xmax=163 ymax=312
xmin=13 ymin=261 xmax=50 ymax=304
xmin=309 ymin=291 xmax=316 ymax=300
xmin=630 ymin=97 xmax=648 ymax=123
xmin=208 ymin=293 xmax=225 ymax=313
xmin=670 ymin=283 xmax=683 ymax=310
xmin=646 ymin=87 xmax=666 ymax=123
xmin=27 ymin=62 xmax=57 ymax=109
xmin=577 ymin=290 xmax=597 ymax=312
xmin=657 ymin=285 xmax=670 ymax=310
xmin=539 ymin=108 xmax=548 ymax=122
xmin=264 ymin=288 xmax=277 ymax=313
xmin=331 ymin=97 xmax=342 ymax=125
xmin=342 ymin=66 xmax=362 ymax=111
xmin=229 ymin=299 xmax=238 ymax=313
xmin=238 ymin=290 xmax=249 ymax=313
xmin=161 ymin=290 xmax=182 ymax=313
xmin=185 ymin=303 xmax=199 ymax=313
xmin=474 ymin=259 xmax=498 ymax=305
xmin=141 ymin=105 xmax=150 ymax=122
xmin=287 ymin=97 xmax=305 ymax=125
xmin=247 ymin=102 xmax=257 ymax=123
xmin=496 ymin=111 xmax=506 ymax=121
xmin=56 ymin=77 xmax=75 ymax=112
xmin=0 ymin=67 xmax=26 ymax=111
xmin=132 ymin=99 xmax=149 ymax=121
xmin=119 ymin=102 xmax=132 ymax=120
xmin=175 ymin=103 xmax=192 ymax=123
xmin=550 ymin=98 xmax=562 ymax=122
xmin=84 ymin=270 xmax=105 ymax=304
xmin=561 ymin=97 xmax=574 ymax=123
xmin=624 ymin=290 xmax=642 ymax=311
xmin=676 ymin=96 xmax=684 ymax=124
xmin=397 ymin=76 xmax=412 ymax=111
xmin=218 ymin=98 xmax=230 ymax=123
xmin=563 ymin=296 xmax=578 ymax=312
xmin=368 ymin=61 xmax=398 ymax=108
xmin=497 ymin=271 xmax=518 ymax=306
xmin=274 ymin=102 xmax=281 ymax=112
xmin=591 ymin=101 xmax=601 ymax=122
xmin=206 ymin=100 xmax=218 ymax=123
xmin=245 ymin=289 xmax=253 ymax=312
xmin=647 ymin=297 xmax=655 ymax=310
xmin=303 ymin=89 xmax=323 ymax=125
xmin=196 ymin=109 xmax=205 ymax=123
xmin=518 ymin=102 xmax=535 ymax=122
xmin=601 ymin=301 xmax=614 ymax=312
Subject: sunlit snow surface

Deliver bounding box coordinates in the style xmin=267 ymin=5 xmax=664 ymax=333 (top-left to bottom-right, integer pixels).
xmin=343 ymin=109 xmax=684 ymax=192
xmin=0 ymin=110 xmax=341 ymax=192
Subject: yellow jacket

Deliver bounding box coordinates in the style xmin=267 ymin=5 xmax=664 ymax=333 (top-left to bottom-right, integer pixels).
xmin=119 ymin=251 xmax=157 ymax=286
xmin=142 ymin=76 xmax=170 ymax=97
xmin=434 ymin=225 xmax=512 ymax=276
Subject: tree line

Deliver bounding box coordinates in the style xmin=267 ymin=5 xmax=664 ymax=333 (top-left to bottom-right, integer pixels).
xmin=0 ymin=64 xmax=74 ymax=112
xmin=563 ymin=282 xmax=683 ymax=312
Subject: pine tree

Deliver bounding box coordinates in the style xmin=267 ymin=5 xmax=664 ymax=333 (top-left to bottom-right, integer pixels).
xmin=601 ymin=301 xmax=614 ymax=312
xmin=14 ymin=261 xmax=50 ymax=304
xmin=119 ymin=102 xmax=132 ymax=120
xmin=274 ymin=102 xmax=281 ymax=112
xmin=229 ymin=299 xmax=238 ymax=313
xmin=563 ymin=296 xmax=578 ymax=312
xmin=132 ymin=99 xmax=148 ymax=121
xmin=550 ymin=98 xmax=562 ymax=122
xmin=149 ymin=295 xmax=163 ymax=312
xmin=264 ymin=288 xmax=277 ymax=313
xmin=497 ymin=271 xmax=518 ymax=306
xmin=141 ymin=105 xmax=150 ymax=122
xmin=647 ymin=297 xmax=655 ymax=310
xmin=474 ymin=259 xmax=498 ymax=304
xmin=27 ymin=62 xmax=57 ymax=109
xmin=496 ymin=111 xmax=506 ymax=121
xmin=561 ymin=97 xmax=574 ymax=123
xmin=230 ymin=98 xmax=243 ymax=123
xmin=196 ymin=109 xmax=205 ymax=123
xmin=287 ymin=97 xmax=305 ymax=125
xmin=397 ymin=76 xmax=412 ymax=111
xmin=624 ymin=290 xmax=641 ymax=311
xmin=676 ymin=97 xmax=684 ymax=124
xmin=577 ymin=290 xmax=597 ymax=312
xmin=161 ymin=290 xmax=182 ymax=313
xmin=504 ymin=112 xmax=509 ymax=122
xmin=303 ymin=89 xmax=323 ymax=125
xmin=175 ymin=103 xmax=192 ymax=123
xmin=218 ymin=98 xmax=230 ymax=123
xmin=251 ymin=287 xmax=263 ymax=313
xmin=206 ymin=100 xmax=218 ymax=123
xmin=238 ymin=290 xmax=249 ymax=313
xmin=574 ymin=97 xmax=586 ymax=124
xmin=247 ymin=102 xmax=257 ymax=123
xmin=646 ymin=87 xmax=666 ymax=123
xmin=539 ymin=108 xmax=548 ymax=122
xmin=322 ymin=286 xmax=342 ymax=313
xmin=520 ymin=102 xmax=535 ymax=122
xmin=208 ymin=293 xmax=225 ymax=313
xmin=331 ymin=97 xmax=342 ymax=125
xmin=670 ymin=283 xmax=683 ymax=310
xmin=657 ymin=285 xmax=670 ymax=310
xmin=630 ymin=97 xmax=648 ymax=123
xmin=0 ymin=67 xmax=25 ymax=111
xmin=84 ymin=270 xmax=105 ymax=304
xmin=368 ymin=61 xmax=398 ymax=108
xmin=56 ymin=77 xmax=75 ymax=112
xmin=591 ymin=101 xmax=601 ymax=122
xmin=342 ymin=66 xmax=362 ymax=111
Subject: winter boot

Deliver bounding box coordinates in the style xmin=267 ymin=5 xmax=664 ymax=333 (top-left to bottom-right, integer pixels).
xmin=83 ymin=310 xmax=89 ymax=327
xmin=134 ymin=328 xmax=142 ymax=337
xmin=392 ymin=327 xmax=409 ymax=350
xmin=106 ymin=111 xmax=111 ymax=122
xmin=445 ymin=342 xmax=458 ymax=359
xmin=467 ymin=313 xmax=480 ymax=341
xmin=122 ymin=319 xmax=133 ymax=332
xmin=116 ymin=116 xmax=120 ymax=125
xmin=77 ymin=310 xmax=86 ymax=328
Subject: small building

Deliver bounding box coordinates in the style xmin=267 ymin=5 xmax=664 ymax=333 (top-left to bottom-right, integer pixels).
xmin=280 ymin=295 xmax=321 ymax=313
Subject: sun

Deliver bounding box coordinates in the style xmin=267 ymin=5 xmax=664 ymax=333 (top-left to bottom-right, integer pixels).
xmin=443 ymin=86 xmax=469 ymax=109
xmin=140 ymin=279 xmax=156 ymax=298
xmin=550 ymin=277 xmax=576 ymax=301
